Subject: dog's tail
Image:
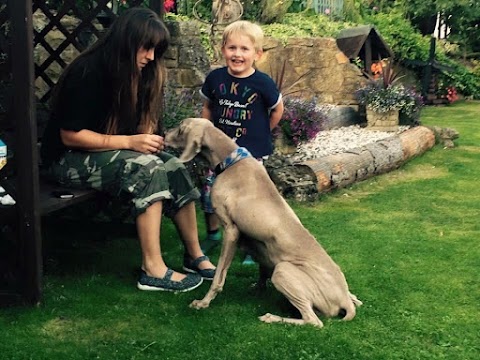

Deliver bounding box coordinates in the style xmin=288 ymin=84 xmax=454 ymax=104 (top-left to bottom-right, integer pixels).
xmin=339 ymin=305 xmax=356 ymax=321
xmin=339 ymin=292 xmax=362 ymax=321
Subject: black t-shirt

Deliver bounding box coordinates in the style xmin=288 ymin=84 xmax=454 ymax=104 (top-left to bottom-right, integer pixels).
xmin=41 ymin=54 xmax=113 ymax=166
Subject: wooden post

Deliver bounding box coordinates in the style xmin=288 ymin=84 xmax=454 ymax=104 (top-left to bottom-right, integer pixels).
xmin=421 ymin=37 xmax=436 ymax=98
xmin=149 ymin=0 xmax=165 ymax=17
xmin=9 ymin=0 xmax=42 ymax=305
xmin=364 ymin=36 xmax=372 ymax=75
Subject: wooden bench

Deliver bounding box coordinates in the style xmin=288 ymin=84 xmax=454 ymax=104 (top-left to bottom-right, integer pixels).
xmin=38 ymin=180 xmax=98 ymax=215
xmin=0 ymin=163 xmax=99 ymax=307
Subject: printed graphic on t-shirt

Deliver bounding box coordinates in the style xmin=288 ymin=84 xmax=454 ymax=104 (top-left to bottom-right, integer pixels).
xmin=201 ymin=67 xmax=280 ymax=158
xmin=217 ymin=81 xmax=257 ymax=138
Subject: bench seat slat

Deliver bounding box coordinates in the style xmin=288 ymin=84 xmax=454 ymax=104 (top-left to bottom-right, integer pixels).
xmin=39 ymin=181 xmax=97 ymax=215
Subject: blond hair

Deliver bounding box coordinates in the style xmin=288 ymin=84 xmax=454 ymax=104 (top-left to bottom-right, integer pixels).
xmin=222 ymin=20 xmax=264 ymax=52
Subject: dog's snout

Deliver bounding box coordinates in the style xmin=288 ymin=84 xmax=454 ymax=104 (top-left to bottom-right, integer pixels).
xmin=163 ymin=129 xmax=177 ymax=147
xmin=337 ymin=308 xmax=347 ymax=319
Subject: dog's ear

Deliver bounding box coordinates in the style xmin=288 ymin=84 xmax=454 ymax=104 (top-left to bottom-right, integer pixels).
xmin=178 ymin=138 xmax=201 ymax=162
xmin=178 ymin=119 xmax=205 ymax=162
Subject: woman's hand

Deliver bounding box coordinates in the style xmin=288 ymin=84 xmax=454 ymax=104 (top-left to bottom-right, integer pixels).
xmin=128 ymin=134 xmax=165 ymax=154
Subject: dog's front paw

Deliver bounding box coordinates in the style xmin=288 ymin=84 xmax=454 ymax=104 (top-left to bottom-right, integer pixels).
xmin=190 ymin=299 xmax=210 ymax=309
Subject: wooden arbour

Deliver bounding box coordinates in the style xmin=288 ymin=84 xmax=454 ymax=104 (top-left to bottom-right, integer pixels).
xmin=0 ymin=0 xmax=164 ymax=306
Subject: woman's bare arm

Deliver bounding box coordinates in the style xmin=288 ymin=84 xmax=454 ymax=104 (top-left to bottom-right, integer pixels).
xmin=60 ymin=129 xmax=164 ymax=154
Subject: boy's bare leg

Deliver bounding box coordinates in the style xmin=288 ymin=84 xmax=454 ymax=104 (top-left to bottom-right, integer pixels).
xmin=201 ymin=212 xmax=222 ymax=253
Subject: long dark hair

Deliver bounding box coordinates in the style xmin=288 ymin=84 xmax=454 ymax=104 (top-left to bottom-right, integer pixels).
xmin=53 ymin=7 xmax=170 ymax=135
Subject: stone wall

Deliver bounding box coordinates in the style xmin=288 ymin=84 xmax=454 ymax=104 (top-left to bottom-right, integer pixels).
xmin=163 ymin=21 xmax=211 ymax=89
xmin=34 ymin=15 xmax=365 ymax=123
xmin=33 ymin=15 xmax=210 ymax=100
xmin=257 ymin=37 xmax=366 ymax=106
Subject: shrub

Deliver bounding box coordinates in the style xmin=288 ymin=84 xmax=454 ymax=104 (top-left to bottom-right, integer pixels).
xmin=365 ymin=12 xmax=431 ymax=63
xmin=263 ymin=13 xmax=352 ymax=41
xmin=356 ymin=81 xmax=423 ymax=113
xmin=162 ymin=86 xmax=202 ymax=131
xmin=437 ymin=59 xmax=480 ymax=99
xmin=274 ymin=97 xmax=327 ymax=146
xmin=355 ymin=61 xmax=424 ymax=124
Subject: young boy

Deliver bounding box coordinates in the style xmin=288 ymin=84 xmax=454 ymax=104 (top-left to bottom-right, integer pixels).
xmin=199 ymin=20 xmax=284 ymax=263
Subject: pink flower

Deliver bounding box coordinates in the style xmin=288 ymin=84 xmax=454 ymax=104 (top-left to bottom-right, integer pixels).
xmin=324 ymin=8 xmax=330 ymax=15
xmin=164 ymin=0 xmax=175 ymax=12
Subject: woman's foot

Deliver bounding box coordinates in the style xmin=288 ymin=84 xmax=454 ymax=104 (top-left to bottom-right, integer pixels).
xmin=137 ymin=268 xmax=203 ymax=292
xmin=183 ymin=255 xmax=216 ymax=280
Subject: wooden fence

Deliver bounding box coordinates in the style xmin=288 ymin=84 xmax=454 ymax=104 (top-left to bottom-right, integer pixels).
xmin=312 ymin=0 xmax=343 ymax=16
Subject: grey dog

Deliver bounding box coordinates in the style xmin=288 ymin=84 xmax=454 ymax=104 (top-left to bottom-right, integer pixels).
xmin=165 ymin=118 xmax=362 ymax=327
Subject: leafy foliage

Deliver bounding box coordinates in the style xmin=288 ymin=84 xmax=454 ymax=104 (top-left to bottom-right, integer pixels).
xmin=365 ymin=11 xmax=431 ymax=62
xmin=355 ymin=80 xmax=423 ymax=115
xmin=177 ymin=0 xmax=263 ymax=22
xmin=162 ymin=86 xmax=202 ymax=131
xmin=259 ymin=0 xmax=293 ymax=24
xmin=355 ymin=62 xmax=423 ymax=120
xmin=268 ymin=59 xmax=314 ymax=98
xmin=274 ymin=97 xmax=327 ymax=146
xmin=263 ymin=12 xmax=352 ymax=40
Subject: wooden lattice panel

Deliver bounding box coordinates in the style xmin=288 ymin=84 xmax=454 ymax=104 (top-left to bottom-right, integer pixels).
xmin=32 ymin=0 xmax=145 ymax=103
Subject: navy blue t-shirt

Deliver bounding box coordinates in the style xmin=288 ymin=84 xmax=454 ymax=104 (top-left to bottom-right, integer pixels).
xmin=200 ymin=67 xmax=282 ymax=158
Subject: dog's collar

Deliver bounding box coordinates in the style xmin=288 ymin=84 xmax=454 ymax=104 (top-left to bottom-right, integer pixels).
xmin=214 ymin=147 xmax=252 ymax=176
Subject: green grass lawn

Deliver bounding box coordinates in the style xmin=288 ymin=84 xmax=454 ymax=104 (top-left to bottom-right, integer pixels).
xmin=1 ymin=101 xmax=479 ymax=360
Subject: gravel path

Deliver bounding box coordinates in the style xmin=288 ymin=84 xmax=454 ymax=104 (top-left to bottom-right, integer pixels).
xmin=291 ymin=125 xmax=410 ymax=162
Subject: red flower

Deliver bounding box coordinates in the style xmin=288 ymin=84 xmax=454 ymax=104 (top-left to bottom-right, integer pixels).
xmin=164 ymin=0 xmax=175 ymax=12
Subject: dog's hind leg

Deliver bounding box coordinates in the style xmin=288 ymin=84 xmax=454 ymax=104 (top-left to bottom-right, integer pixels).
xmin=259 ymin=262 xmax=324 ymax=327
xmin=190 ymin=223 xmax=240 ymax=309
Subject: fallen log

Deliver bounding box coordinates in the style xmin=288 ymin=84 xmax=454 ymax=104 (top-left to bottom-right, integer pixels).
xmin=267 ymin=126 xmax=437 ymax=199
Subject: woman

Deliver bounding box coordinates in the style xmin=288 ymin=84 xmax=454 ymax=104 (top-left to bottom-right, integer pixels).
xmin=41 ymin=7 xmax=215 ymax=292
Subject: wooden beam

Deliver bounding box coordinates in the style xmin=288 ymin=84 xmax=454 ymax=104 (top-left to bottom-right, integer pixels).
xmin=9 ymin=0 xmax=42 ymax=305
xmin=149 ymin=0 xmax=165 ymax=17
xmin=364 ymin=37 xmax=372 ymax=75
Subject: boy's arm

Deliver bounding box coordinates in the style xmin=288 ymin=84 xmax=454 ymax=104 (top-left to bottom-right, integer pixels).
xmin=201 ymin=100 xmax=214 ymax=121
xmin=269 ymin=99 xmax=284 ymax=130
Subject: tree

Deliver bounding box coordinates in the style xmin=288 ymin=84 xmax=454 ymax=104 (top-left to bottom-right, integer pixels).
xmin=359 ymin=1 xmax=480 ymax=58
xmin=260 ymin=0 xmax=294 ymax=24
xmin=443 ymin=1 xmax=480 ymax=58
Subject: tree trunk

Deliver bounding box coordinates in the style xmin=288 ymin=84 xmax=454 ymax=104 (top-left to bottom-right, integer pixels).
xmin=212 ymin=0 xmax=243 ymax=24
xmin=301 ymin=126 xmax=436 ymax=193
xmin=260 ymin=0 xmax=293 ymax=24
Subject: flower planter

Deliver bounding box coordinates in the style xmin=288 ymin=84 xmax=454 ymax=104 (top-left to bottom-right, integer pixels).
xmin=274 ymin=134 xmax=297 ymax=155
xmin=366 ymin=109 xmax=399 ymax=132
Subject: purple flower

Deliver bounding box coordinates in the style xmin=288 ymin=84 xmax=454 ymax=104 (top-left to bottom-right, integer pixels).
xmin=275 ymin=97 xmax=327 ymax=146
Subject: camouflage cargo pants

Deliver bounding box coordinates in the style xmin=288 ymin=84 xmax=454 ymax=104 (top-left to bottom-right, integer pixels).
xmin=45 ymin=150 xmax=200 ymax=217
